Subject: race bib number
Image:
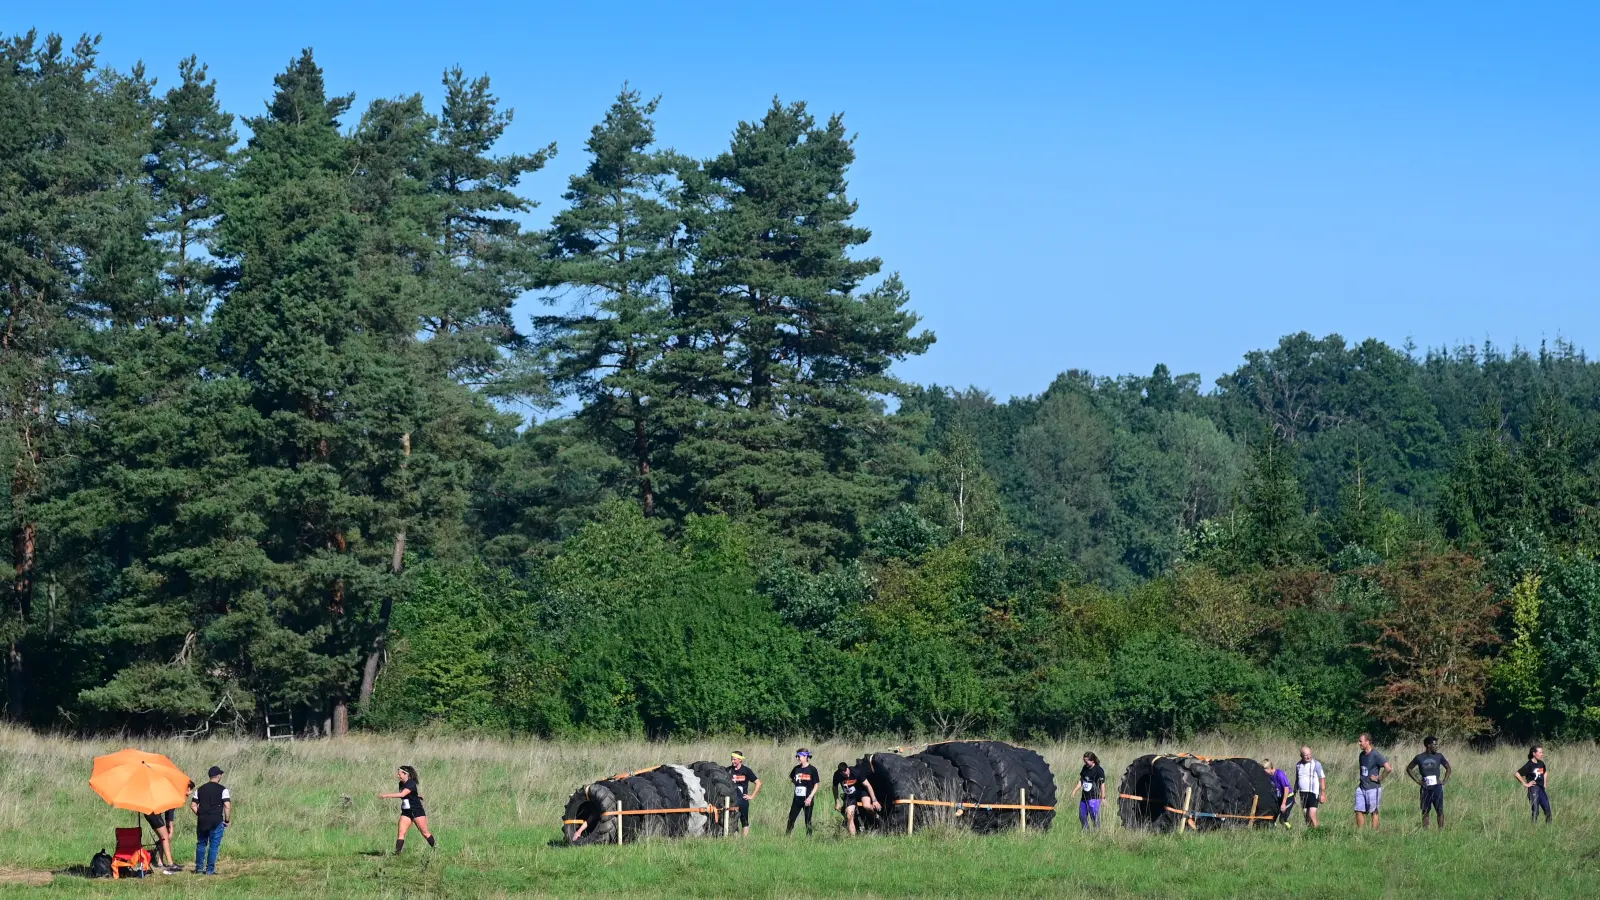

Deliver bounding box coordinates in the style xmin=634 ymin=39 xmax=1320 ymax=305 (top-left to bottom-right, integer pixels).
xmin=1082 ymin=781 xmax=1094 ymax=793
xmin=1360 ymin=767 xmax=1368 ymax=778
xmin=795 ymin=785 xmax=808 ymax=797
xmin=1424 ymin=775 xmax=1438 ymax=786
xmin=401 ymin=799 xmax=410 ymax=810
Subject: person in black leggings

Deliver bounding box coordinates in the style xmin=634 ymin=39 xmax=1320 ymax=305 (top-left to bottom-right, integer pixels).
xmin=1515 ymin=746 xmax=1552 ymax=823
xmin=785 ymin=749 xmax=821 ymax=836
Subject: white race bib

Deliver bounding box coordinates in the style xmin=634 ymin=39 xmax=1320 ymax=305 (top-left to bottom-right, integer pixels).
xmin=1360 ymin=767 xmax=1368 ymax=778
xmin=795 ymin=785 xmax=808 ymax=797
xmin=1082 ymin=781 xmax=1094 ymax=793
xmin=1424 ymin=775 xmax=1438 ymax=786
xmin=401 ymin=799 xmax=410 ymax=810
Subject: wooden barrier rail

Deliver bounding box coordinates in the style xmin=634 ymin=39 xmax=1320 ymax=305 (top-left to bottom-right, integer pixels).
xmin=892 ymin=789 xmax=1057 ymax=834
xmin=565 ymin=797 xmax=737 ymax=844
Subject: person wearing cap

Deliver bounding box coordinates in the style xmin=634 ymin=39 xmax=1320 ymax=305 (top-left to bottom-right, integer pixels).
xmin=189 ymin=766 xmax=231 ymax=875
xmin=785 ymin=749 xmax=821 ymax=836
xmin=727 ymin=752 xmax=761 ymax=836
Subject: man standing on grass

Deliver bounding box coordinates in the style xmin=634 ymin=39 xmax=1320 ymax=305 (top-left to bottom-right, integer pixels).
xmin=728 ymin=751 xmax=760 ymax=836
xmin=1516 ymin=746 xmax=1551 ymax=823
xmin=1405 ymin=735 xmax=1451 ymax=829
xmin=1263 ymin=759 xmax=1293 ymax=828
xmin=1293 ymin=746 xmax=1326 ymax=828
xmin=786 ymin=749 xmax=820 ymax=836
xmin=190 ymin=766 xmax=231 ymax=875
xmin=1355 ymin=733 xmax=1391 ymax=830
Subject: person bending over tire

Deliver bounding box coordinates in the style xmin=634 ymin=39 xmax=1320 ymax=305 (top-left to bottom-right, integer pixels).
xmin=1405 ymin=735 xmax=1452 ymax=830
xmin=1293 ymin=746 xmax=1326 ymax=829
xmin=1516 ymin=746 xmax=1551 ymax=823
xmin=1355 ymin=733 xmax=1391 ymax=831
xmin=378 ymin=765 xmax=437 ymax=855
xmin=786 ymin=749 xmax=821 ymax=836
xmin=1072 ymin=752 xmax=1106 ymax=830
xmin=832 ymin=762 xmax=880 ymax=834
xmin=1263 ymin=759 xmax=1293 ymax=828
xmin=728 ymin=752 xmax=761 ymax=836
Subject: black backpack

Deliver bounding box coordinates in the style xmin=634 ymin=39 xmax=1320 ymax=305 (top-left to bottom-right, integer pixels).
xmin=90 ymin=849 xmax=113 ymax=878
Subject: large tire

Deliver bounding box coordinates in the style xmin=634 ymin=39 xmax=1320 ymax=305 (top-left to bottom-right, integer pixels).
xmin=689 ymin=762 xmax=738 ymax=836
xmin=971 ymin=742 xmax=1045 ymax=833
xmin=1008 ymin=745 xmax=1058 ymax=831
xmin=619 ymin=772 xmax=667 ymax=839
xmin=1117 ymin=755 xmax=1192 ymax=832
xmin=1203 ymin=759 xmax=1255 ymax=828
xmin=665 ymin=765 xmax=709 ymax=837
xmin=859 ymin=752 xmax=933 ymax=833
xmin=563 ymin=782 xmax=619 ymax=845
xmin=908 ymin=752 xmax=960 ymax=827
xmin=599 ymin=776 xmax=647 ymax=842
xmin=1175 ymin=756 xmax=1225 ymax=832
xmin=923 ymin=742 xmax=1000 ymax=831
xmin=1218 ymin=758 xmax=1280 ymax=828
xmin=636 ymin=769 xmax=688 ymax=837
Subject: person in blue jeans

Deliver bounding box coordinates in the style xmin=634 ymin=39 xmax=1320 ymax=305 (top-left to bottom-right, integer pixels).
xmin=190 ymin=766 xmax=232 ymax=875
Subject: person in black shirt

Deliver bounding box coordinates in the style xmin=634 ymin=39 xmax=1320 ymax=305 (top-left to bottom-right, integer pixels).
xmin=785 ymin=749 xmax=821 ymax=836
xmin=1404 ymin=735 xmax=1452 ymax=829
xmin=1515 ymin=745 xmax=1551 ymax=823
xmin=832 ymin=762 xmax=880 ymax=834
xmin=1072 ymin=752 xmax=1107 ymax=830
xmin=189 ymin=766 xmax=231 ymax=875
xmin=379 ymin=765 xmax=437 ymax=854
xmin=727 ymin=752 xmax=761 ymax=836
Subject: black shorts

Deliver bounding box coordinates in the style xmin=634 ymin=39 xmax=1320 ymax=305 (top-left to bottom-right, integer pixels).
xmin=1420 ymin=785 xmax=1444 ymax=815
xmin=401 ymin=803 xmax=428 ymax=820
xmin=1298 ymin=791 xmax=1320 ymax=810
xmin=145 ymin=810 xmax=174 ymax=832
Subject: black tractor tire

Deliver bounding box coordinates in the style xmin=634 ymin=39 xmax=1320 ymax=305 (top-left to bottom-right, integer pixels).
xmin=923 ymin=742 xmax=1000 ymax=831
xmin=969 ymin=742 xmax=1031 ymax=832
xmin=618 ymin=772 xmax=666 ymax=840
xmin=1118 ymin=755 xmax=1193 ymax=832
xmin=859 ymin=752 xmax=933 ymax=833
xmin=637 ymin=768 xmax=689 ymax=837
xmin=1175 ymin=756 xmax=1225 ymax=832
xmin=665 ymin=765 xmax=710 ymax=837
xmin=689 ymin=762 xmax=739 ymax=836
xmin=1219 ymin=757 xmax=1280 ymax=828
xmin=601 ymin=776 xmax=647 ymax=842
xmin=908 ymin=752 xmax=961 ymax=826
xmin=563 ymin=781 xmax=619 ymax=845
xmin=1007 ymin=745 xmax=1058 ymax=831
xmin=1203 ymin=758 xmax=1255 ymax=827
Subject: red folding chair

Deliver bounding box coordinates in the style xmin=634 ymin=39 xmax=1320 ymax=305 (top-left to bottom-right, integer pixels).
xmin=110 ymin=827 xmax=151 ymax=879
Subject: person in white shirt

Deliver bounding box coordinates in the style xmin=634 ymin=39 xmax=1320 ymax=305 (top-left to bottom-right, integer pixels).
xmin=1292 ymin=746 xmax=1327 ymax=829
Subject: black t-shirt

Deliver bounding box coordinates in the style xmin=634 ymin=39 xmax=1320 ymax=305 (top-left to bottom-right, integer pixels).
xmin=789 ymin=765 xmax=820 ymax=799
xmin=1410 ymin=752 xmax=1449 ymax=785
xmin=834 ymin=767 xmax=866 ymax=799
xmin=729 ymin=764 xmax=758 ymax=797
xmin=192 ymin=781 xmax=230 ymax=833
xmin=399 ymin=778 xmax=424 ymax=811
xmin=1518 ymin=759 xmax=1548 ymax=788
xmin=1078 ymin=764 xmax=1107 ymax=800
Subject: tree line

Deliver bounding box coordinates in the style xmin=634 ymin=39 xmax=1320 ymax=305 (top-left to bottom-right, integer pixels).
xmin=4 ymin=31 xmax=1599 ymax=742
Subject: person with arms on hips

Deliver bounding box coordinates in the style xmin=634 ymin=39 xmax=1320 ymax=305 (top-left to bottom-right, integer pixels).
xmin=190 ymin=766 xmax=230 ymax=875
xmin=1405 ymin=735 xmax=1451 ymax=830
xmin=1263 ymin=759 xmax=1293 ymax=828
xmin=1355 ymin=733 xmax=1392 ymax=830
xmin=1516 ymin=746 xmax=1551 ymax=823
xmin=1072 ymin=752 xmax=1106 ymax=830
xmin=786 ymin=749 xmax=821 ymax=836
xmin=1293 ymin=746 xmax=1326 ymax=828
xmin=728 ymin=751 xmax=761 ymax=836
xmin=378 ymin=765 xmax=437 ymax=854
xmin=833 ymin=762 xmax=880 ymax=834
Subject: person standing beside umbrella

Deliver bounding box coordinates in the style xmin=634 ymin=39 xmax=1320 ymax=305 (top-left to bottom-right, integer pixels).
xmin=190 ymin=766 xmax=231 ymax=875
xmin=145 ymin=782 xmax=189 ymax=873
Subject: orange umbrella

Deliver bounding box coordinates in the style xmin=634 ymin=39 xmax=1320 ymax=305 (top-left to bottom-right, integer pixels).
xmin=90 ymin=749 xmax=192 ymax=815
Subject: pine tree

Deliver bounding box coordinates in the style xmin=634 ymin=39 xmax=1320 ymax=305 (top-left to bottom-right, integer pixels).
xmin=670 ymin=100 xmax=933 ymax=556
xmin=537 ymin=87 xmax=687 ymax=517
xmin=149 ymin=56 xmax=235 ymax=327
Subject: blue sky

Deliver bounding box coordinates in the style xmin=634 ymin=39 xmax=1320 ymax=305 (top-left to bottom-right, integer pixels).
xmin=10 ymin=1 xmax=1597 ymax=399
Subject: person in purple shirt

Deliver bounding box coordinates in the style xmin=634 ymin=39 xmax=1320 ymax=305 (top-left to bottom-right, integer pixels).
xmin=1263 ymin=758 xmax=1294 ymax=827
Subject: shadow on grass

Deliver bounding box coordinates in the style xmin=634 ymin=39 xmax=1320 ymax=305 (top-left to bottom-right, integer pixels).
xmin=52 ymin=864 xmax=94 ymax=878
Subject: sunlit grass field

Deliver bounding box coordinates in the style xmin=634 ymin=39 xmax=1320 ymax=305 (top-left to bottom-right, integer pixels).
xmin=0 ymin=727 xmax=1591 ymax=897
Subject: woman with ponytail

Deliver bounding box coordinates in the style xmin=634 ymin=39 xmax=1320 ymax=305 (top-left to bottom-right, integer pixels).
xmin=379 ymin=765 xmax=438 ymax=854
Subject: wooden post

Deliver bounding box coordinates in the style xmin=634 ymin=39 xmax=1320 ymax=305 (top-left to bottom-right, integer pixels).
xmin=616 ymin=800 xmax=624 ymax=845
xmin=1182 ymin=787 xmax=1193 ymax=832
xmin=1020 ymin=788 xmax=1027 ymax=832
xmin=907 ymin=794 xmax=915 ymax=836
xmin=1248 ymin=795 xmax=1259 ymax=828
xmin=723 ymin=798 xmax=730 ymax=837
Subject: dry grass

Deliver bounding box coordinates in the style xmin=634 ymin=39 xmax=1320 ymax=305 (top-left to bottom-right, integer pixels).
xmin=0 ymin=727 xmax=1594 ymax=897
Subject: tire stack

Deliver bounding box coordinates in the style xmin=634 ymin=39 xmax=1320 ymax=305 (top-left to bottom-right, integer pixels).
xmin=1116 ymin=754 xmax=1277 ymax=832
xmin=562 ymin=761 xmax=740 ymax=845
xmin=854 ymin=741 xmax=1056 ymax=834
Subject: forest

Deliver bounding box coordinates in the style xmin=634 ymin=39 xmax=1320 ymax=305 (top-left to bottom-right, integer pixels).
xmin=5 ymin=31 xmax=1600 ymax=743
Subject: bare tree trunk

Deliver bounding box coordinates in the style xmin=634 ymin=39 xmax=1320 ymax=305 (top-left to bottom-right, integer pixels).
xmin=357 ymin=433 xmax=409 ymax=713
xmin=332 ymin=698 xmax=349 ymax=737
xmin=634 ymin=412 xmax=654 ymax=516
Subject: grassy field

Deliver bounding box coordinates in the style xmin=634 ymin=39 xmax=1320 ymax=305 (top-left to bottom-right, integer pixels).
xmin=0 ymin=727 xmax=1592 ymax=898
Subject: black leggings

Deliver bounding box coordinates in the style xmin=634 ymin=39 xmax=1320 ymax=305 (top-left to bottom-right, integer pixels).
xmin=786 ymin=796 xmax=814 ymax=834
xmin=1529 ymin=786 xmax=1552 ymax=822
